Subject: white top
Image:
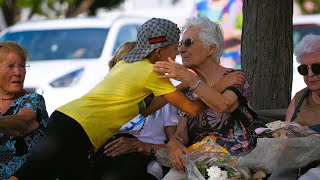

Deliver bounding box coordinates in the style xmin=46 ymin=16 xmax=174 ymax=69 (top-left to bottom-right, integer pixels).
xmin=118 ymin=104 xmax=179 ymax=179
xmin=119 ymin=104 xmax=178 ymax=144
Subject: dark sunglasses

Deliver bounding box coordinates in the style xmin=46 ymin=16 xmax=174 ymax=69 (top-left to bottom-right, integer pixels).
xmin=297 ymin=63 xmax=320 ymax=75
xmin=179 ymin=38 xmax=193 ymax=48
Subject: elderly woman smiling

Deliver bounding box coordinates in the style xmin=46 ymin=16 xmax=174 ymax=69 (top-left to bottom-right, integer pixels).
xmin=286 ymin=34 xmax=320 ymax=132
xmin=267 ymin=34 xmax=320 ymax=180
xmin=0 ymin=41 xmax=48 ymax=179
xmin=153 ymin=17 xmax=255 ymax=180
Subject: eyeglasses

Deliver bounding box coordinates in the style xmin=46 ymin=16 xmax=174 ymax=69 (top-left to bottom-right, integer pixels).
xmin=297 ymin=63 xmax=320 ymax=75
xmin=179 ymin=38 xmax=193 ymax=48
xmin=0 ymin=64 xmax=30 ymax=72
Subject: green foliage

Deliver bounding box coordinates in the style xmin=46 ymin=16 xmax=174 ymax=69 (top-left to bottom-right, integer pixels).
xmin=0 ymin=0 xmax=126 ymax=26
xmin=223 ymin=166 xmax=237 ymax=178
xmin=197 ymin=162 xmax=210 ymax=179
xmin=92 ymin=0 xmax=125 ymax=10
xmin=17 ymin=0 xmax=42 ymax=7
xmin=296 ymin=0 xmax=320 ymax=14
xmin=0 ymin=0 xmax=7 ymax=5
xmin=87 ymin=0 xmax=124 ymax=15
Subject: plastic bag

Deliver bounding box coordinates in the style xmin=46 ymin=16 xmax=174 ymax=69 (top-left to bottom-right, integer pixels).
xmin=155 ymin=135 xmax=218 ymax=168
xmin=155 ymin=136 xmax=251 ymax=179
xmin=155 ymin=148 xmax=172 ymax=168
xmin=185 ymin=140 xmax=249 ymax=180
xmin=238 ymin=124 xmax=320 ymax=174
xmin=187 ymin=135 xmax=218 ymax=152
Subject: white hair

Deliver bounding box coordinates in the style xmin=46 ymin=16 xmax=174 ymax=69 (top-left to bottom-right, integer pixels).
xmin=181 ymin=16 xmax=224 ymax=64
xmin=294 ymin=34 xmax=320 ymax=63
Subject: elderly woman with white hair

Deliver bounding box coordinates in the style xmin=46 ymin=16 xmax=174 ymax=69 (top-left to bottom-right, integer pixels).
xmin=153 ymin=16 xmax=256 ymax=179
xmin=286 ymin=34 xmax=320 ymax=133
xmin=280 ymin=34 xmax=320 ymax=180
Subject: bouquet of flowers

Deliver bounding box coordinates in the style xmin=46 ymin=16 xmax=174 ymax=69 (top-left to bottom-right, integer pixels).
xmin=185 ymin=136 xmax=246 ymax=180
xmin=205 ymin=166 xmax=230 ymax=180
xmin=196 ymin=160 xmax=241 ymax=180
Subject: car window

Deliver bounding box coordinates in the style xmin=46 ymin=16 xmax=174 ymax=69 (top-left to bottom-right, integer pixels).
xmin=112 ymin=24 xmax=140 ymax=54
xmin=293 ymin=25 xmax=320 ymax=47
xmin=0 ymin=28 xmax=109 ymax=61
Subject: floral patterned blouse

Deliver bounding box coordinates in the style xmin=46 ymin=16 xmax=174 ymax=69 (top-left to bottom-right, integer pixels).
xmin=180 ymin=70 xmax=255 ymax=156
xmin=0 ymin=92 xmax=49 ymax=180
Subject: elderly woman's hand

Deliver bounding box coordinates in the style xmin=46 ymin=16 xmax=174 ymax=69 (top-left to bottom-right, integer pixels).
xmin=103 ymin=137 xmax=144 ymax=157
xmin=214 ymin=71 xmax=245 ymax=93
xmin=167 ymin=136 xmax=189 ymax=171
xmin=223 ymin=71 xmax=245 ymax=87
xmin=153 ymin=57 xmax=195 ymax=83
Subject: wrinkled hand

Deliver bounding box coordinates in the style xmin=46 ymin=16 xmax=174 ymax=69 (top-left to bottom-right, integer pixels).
xmin=104 ymin=137 xmax=143 ymax=157
xmin=153 ymin=57 xmax=195 ymax=83
xmin=221 ymin=71 xmax=245 ymax=87
xmin=167 ymin=137 xmax=189 ymax=171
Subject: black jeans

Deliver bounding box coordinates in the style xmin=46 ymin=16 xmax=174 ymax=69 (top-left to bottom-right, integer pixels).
xmin=92 ymin=133 xmax=155 ymax=180
xmin=14 ymin=111 xmax=93 ymax=180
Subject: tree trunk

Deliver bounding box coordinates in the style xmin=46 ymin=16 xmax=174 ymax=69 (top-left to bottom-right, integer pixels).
xmin=241 ymin=0 xmax=293 ymax=110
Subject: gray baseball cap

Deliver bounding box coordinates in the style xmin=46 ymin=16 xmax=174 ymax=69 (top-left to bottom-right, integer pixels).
xmin=123 ymin=18 xmax=180 ymax=62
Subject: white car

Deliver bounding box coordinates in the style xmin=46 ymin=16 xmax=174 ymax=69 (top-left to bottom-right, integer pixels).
xmin=292 ymin=14 xmax=320 ymax=97
xmin=0 ymin=16 xmax=147 ymax=114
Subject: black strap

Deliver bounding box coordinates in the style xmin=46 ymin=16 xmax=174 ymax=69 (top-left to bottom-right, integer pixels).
xmin=226 ymin=86 xmax=247 ymax=105
xmin=291 ymin=89 xmax=310 ymax=122
xmin=226 ymin=86 xmax=257 ymax=120
xmin=226 ymin=86 xmax=257 ymax=117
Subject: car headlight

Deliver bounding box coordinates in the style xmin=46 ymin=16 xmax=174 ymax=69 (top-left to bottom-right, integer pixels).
xmin=49 ymin=68 xmax=84 ymax=88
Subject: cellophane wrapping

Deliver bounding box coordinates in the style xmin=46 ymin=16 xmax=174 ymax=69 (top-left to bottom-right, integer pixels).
xmin=237 ymin=125 xmax=320 ymax=174
xmin=184 ymin=141 xmax=250 ymax=180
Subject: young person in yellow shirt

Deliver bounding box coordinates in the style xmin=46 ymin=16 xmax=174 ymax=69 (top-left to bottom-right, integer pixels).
xmin=10 ymin=18 xmax=206 ymax=180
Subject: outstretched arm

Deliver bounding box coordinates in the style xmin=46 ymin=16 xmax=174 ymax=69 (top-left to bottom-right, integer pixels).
xmin=162 ymin=89 xmax=206 ymax=117
xmin=154 ymin=59 xmax=242 ymax=113
xmin=142 ymin=82 xmax=190 ymax=117
xmin=141 ymin=96 xmax=167 ymax=117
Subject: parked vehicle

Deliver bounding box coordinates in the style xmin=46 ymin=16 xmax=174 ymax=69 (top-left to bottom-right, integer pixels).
xmin=0 ymin=16 xmax=147 ymax=114
xmin=292 ymin=14 xmax=320 ymax=97
xmin=1 ymin=15 xmax=318 ymax=114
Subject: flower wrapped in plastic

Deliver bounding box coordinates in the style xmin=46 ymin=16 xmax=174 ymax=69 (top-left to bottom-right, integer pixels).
xmin=155 ymin=135 xmax=219 ymax=168
xmin=185 ymin=136 xmax=249 ymax=180
xmin=237 ymin=122 xmax=320 ymax=174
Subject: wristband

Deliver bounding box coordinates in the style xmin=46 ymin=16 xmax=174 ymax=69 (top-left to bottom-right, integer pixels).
xmin=190 ymin=79 xmax=202 ymax=91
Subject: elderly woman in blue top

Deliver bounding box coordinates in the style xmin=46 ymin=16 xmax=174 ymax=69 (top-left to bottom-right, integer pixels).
xmin=0 ymin=41 xmax=49 ymax=180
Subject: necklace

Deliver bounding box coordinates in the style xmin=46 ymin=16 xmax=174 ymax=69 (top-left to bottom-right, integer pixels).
xmin=0 ymin=92 xmax=24 ymax=111
xmin=209 ymin=66 xmax=225 ymax=87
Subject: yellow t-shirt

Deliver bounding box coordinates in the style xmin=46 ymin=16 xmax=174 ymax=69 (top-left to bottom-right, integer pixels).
xmin=57 ymin=59 xmax=176 ymax=150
